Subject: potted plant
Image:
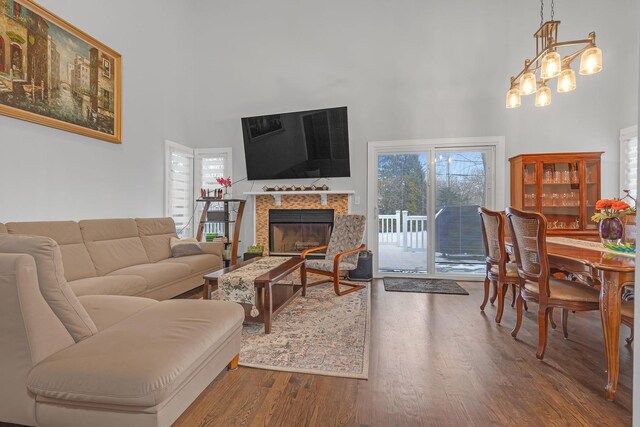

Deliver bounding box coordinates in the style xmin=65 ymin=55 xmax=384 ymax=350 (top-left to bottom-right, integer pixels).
xmin=591 ymin=192 xmax=635 ymax=248
xmin=216 ymin=176 xmax=232 ymax=199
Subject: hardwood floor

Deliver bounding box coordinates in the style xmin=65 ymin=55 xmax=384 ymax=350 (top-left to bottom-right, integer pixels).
xmin=173 ymin=280 xmax=633 ymax=427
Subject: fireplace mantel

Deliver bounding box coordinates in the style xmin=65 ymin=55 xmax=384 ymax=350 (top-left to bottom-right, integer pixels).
xmin=244 ymin=190 xmax=355 ymax=206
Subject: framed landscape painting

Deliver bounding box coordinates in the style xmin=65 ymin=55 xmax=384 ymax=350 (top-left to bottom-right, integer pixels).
xmin=0 ymin=0 xmax=122 ymax=143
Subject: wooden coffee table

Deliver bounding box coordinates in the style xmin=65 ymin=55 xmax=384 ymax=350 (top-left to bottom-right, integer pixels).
xmin=203 ymin=257 xmax=306 ymax=334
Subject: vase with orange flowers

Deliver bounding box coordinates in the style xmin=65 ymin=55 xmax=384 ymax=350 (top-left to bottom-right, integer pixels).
xmin=591 ymin=193 xmax=635 ymax=247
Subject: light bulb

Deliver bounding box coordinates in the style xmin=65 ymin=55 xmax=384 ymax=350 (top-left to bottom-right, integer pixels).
xmin=580 ymin=47 xmax=603 ymax=75
xmin=535 ymin=85 xmax=551 ymax=107
xmin=519 ymin=72 xmax=537 ymax=95
xmin=557 ymin=67 xmax=576 ymax=93
xmin=541 ymin=51 xmax=562 ymax=79
xmin=506 ymin=88 xmax=521 ymax=109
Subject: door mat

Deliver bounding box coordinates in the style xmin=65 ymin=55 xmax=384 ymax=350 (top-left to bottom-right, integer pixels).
xmin=383 ymin=278 xmax=469 ymax=295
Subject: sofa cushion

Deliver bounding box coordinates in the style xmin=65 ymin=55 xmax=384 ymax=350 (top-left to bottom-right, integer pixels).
xmin=0 ymin=235 xmax=97 ymax=342
xmin=6 ymin=221 xmax=97 ymax=282
xmin=159 ymin=254 xmax=219 ymax=274
xmin=0 ymin=223 xmax=7 ymax=234
xmin=68 ymin=275 xmax=147 ymax=297
xmin=80 ymin=219 xmax=150 ymax=276
xmin=136 ymin=218 xmax=178 ymax=263
xmin=170 ymin=237 xmax=205 ymax=258
xmin=77 ymin=295 xmax=158 ymax=331
xmin=27 ymin=300 xmax=244 ymax=407
xmin=108 ymin=263 xmax=191 ymax=291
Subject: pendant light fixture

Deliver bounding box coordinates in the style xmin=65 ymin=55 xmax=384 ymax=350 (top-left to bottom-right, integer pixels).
xmin=506 ymin=0 xmax=602 ymax=108
xmin=506 ymin=78 xmax=522 ymax=108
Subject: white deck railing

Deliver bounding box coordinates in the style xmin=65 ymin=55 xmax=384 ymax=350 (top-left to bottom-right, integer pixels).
xmin=379 ymin=210 xmax=434 ymax=251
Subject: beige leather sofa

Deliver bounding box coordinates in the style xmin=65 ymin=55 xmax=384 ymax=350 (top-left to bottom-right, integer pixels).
xmin=0 ymin=234 xmax=244 ymax=427
xmin=0 ymin=218 xmax=222 ymax=300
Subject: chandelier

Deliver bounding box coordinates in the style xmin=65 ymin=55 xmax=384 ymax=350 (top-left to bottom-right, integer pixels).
xmin=506 ymin=0 xmax=602 ymax=108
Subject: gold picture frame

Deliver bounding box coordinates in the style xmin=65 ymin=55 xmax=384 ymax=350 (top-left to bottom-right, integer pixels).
xmin=0 ymin=0 xmax=122 ymax=143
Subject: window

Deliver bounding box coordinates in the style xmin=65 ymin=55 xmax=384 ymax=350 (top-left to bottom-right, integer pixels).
xmin=165 ymin=143 xmax=233 ymax=238
xmin=165 ymin=141 xmax=194 ymax=237
xmin=194 ymin=148 xmax=233 ymax=236
xmin=195 ymin=148 xmax=232 ymax=194
xmin=620 ymin=126 xmax=638 ymax=198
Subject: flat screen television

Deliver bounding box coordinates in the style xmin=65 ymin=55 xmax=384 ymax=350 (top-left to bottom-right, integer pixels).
xmin=241 ymin=106 xmax=350 ymax=180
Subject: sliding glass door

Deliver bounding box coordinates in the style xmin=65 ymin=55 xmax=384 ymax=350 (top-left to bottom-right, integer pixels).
xmin=434 ymin=148 xmax=492 ymax=275
xmin=377 ymin=152 xmax=429 ymax=274
xmin=370 ymin=141 xmax=496 ymax=278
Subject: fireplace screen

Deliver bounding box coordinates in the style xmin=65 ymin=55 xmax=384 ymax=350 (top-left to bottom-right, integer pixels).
xmin=269 ymin=209 xmax=334 ymax=255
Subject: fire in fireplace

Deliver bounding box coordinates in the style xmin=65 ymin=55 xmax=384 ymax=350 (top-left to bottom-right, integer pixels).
xmin=269 ymin=209 xmax=334 ymax=255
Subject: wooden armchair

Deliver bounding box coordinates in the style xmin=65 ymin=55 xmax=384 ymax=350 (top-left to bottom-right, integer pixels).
xmin=301 ymin=214 xmax=367 ymax=296
xmin=506 ymin=207 xmax=600 ymax=360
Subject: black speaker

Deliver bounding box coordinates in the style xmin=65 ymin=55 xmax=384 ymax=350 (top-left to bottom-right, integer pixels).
xmin=348 ymin=250 xmax=373 ymax=282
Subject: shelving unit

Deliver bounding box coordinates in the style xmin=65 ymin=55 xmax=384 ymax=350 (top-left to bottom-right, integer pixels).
xmin=510 ymin=152 xmax=603 ymax=236
xmin=196 ymin=198 xmax=246 ymax=267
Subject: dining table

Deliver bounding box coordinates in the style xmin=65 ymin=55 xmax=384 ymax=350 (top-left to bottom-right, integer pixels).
xmin=506 ymin=236 xmax=635 ymax=401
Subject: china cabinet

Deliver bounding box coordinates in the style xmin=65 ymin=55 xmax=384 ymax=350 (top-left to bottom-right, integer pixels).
xmin=509 ymin=152 xmax=603 ymax=236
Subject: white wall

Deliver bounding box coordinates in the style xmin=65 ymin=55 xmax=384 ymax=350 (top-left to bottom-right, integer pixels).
xmin=0 ymin=0 xmax=195 ymax=221
xmin=190 ymin=0 xmax=638 ymax=249
xmin=0 ymin=0 xmax=637 ymax=232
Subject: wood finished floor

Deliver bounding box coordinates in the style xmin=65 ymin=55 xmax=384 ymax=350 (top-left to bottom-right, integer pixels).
xmin=173 ymin=281 xmax=633 ymax=427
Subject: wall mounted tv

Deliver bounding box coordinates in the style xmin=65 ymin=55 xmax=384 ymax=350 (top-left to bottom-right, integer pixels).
xmin=241 ymin=106 xmax=351 ymax=180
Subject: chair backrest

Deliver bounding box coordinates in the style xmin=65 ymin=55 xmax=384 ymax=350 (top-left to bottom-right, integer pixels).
xmin=326 ymin=215 xmax=366 ymax=265
xmin=505 ymin=207 xmax=550 ymax=300
xmin=478 ymin=207 xmax=506 ymax=267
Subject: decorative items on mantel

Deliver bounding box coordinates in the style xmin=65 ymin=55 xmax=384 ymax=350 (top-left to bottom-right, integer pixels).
xmin=245 ymin=189 xmax=355 ymax=207
xmin=262 ymin=184 xmax=330 ymax=192
xmin=506 ymin=0 xmax=603 ymax=109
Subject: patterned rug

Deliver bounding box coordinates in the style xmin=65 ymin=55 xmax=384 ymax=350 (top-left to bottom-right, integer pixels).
xmin=383 ymin=278 xmax=469 ymax=295
xmin=218 ymin=282 xmax=371 ymax=379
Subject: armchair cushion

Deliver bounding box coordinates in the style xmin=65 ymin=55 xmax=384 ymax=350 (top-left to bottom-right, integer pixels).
xmin=305 ymin=259 xmax=356 ymax=272
xmin=325 ymin=215 xmax=366 ymax=266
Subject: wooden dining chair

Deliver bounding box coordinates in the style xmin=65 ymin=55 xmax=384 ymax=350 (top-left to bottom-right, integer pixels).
xmin=506 ymin=207 xmax=601 ymax=360
xmin=300 ymin=214 xmax=366 ymax=296
xmin=478 ymin=207 xmax=521 ymax=324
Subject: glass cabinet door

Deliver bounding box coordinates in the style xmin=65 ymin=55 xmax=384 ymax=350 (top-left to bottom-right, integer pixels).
xmin=540 ymin=160 xmax=581 ymax=231
xmin=523 ymin=163 xmax=537 ymax=209
xmin=585 ymin=161 xmax=600 ymax=231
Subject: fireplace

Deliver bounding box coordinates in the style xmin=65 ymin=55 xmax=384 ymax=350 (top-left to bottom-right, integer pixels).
xmin=269 ymin=209 xmax=334 ymax=255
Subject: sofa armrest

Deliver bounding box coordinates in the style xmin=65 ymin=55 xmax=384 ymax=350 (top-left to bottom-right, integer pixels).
xmin=200 ymin=242 xmax=223 ymax=258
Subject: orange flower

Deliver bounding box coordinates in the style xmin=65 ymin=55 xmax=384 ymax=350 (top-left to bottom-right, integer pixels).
xmin=612 ymin=201 xmax=630 ymax=211
xmin=595 ymin=199 xmax=612 ymax=210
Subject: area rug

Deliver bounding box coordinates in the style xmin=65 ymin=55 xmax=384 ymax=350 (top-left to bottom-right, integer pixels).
xmin=234 ymin=283 xmax=370 ymax=379
xmin=383 ymin=278 xmax=469 ymax=295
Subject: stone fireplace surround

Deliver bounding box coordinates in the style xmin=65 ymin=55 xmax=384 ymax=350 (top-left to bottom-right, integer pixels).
xmin=249 ymin=192 xmax=351 ymax=256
